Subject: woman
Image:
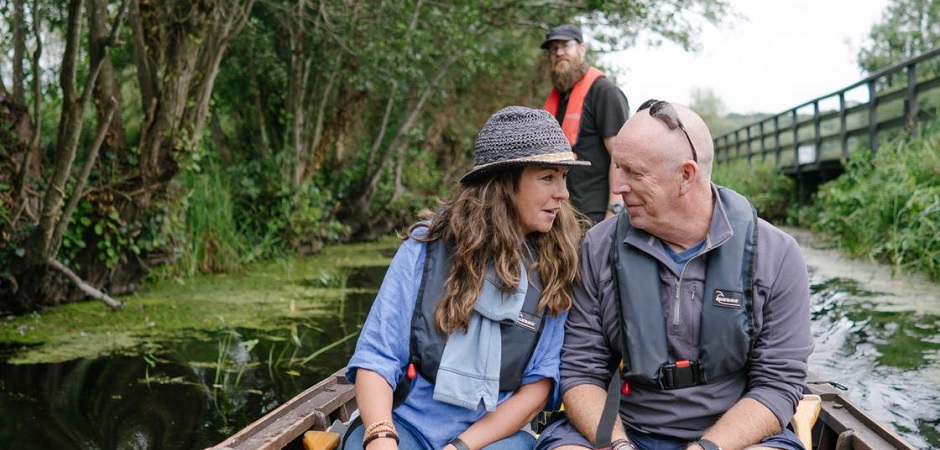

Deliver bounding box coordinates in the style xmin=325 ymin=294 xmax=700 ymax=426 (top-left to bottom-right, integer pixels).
xmin=343 ymin=106 xmax=588 ymax=450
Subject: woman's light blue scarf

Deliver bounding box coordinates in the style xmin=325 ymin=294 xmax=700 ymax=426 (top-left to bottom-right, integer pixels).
xmin=432 ymin=264 xmax=528 ymax=411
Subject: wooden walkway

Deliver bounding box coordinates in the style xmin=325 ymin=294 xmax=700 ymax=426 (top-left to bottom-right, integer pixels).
xmin=712 ymin=46 xmax=940 ymax=198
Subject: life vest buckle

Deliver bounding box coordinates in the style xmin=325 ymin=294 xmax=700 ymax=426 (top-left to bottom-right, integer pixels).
xmin=658 ymin=359 xmax=703 ymax=390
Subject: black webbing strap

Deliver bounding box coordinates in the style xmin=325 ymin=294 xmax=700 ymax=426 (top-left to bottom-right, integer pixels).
xmin=595 ymin=368 xmax=622 ymax=448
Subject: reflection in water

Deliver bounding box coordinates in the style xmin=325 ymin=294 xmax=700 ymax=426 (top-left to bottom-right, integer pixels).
xmin=0 ymin=356 xmax=207 ymax=449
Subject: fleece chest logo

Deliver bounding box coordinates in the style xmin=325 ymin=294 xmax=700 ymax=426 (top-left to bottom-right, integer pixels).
xmin=712 ymin=290 xmax=743 ymax=308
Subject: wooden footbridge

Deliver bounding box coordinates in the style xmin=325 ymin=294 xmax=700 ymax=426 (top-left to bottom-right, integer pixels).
xmin=712 ymin=47 xmax=940 ymax=201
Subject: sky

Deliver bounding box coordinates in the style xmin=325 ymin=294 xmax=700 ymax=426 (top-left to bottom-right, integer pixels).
xmin=599 ymin=0 xmax=891 ymax=114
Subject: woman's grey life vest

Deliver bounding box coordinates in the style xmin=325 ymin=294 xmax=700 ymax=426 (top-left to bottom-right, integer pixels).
xmin=409 ymin=239 xmax=547 ymax=392
xmin=611 ymin=187 xmax=757 ymax=390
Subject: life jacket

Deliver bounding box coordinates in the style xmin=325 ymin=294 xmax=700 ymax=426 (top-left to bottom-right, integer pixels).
xmin=611 ymin=187 xmax=758 ymax=390
xmin=408 ymin=239 xmax=547 ymax=392
xmin=543 ymin=66 xmax=605 ymax=146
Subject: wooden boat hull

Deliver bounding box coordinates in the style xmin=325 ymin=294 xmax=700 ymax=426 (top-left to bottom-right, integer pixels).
xmin=207 ymin=370 xmax=916 ymax=450
xmin=806 ymin=381 xmax=916 ymax=450
xmin=207 ymin=369 xmax=356 ymax=450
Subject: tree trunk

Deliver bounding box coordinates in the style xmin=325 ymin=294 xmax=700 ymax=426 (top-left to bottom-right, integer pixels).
xmin=12 ymin=0 xmax=26 ymax=104
xmin=27 ymin=0 xmax=89 ymax=264
xmin=135 ymin=0 xmax=255 ymax=210
xmin=286 ymin=0 xmax=310 ymax=188
xmin=88 ymin=0 xmax=127 ymax=168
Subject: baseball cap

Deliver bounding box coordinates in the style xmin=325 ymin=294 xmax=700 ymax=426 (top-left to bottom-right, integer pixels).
xmin=540 ymin=24 xmax=583 ymax=49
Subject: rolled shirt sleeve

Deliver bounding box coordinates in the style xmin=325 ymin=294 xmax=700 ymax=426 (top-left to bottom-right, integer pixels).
xmin=346 ymin=236 xmax=424 ymax=388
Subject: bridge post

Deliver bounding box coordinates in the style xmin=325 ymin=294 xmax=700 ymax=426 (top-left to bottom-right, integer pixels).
xmin=813 ymin=101 xmax=821 ymax=164
xmin=774 ymin=116 xmax=781 ymax=166
xmin=839 ymin=93 xmax=848 ymax=160
xmin=906 ymin=65 xmax=919 ymax=136
xmin=759 ymin=121 xmax=766 ymax=163
xmin=868 ymin=80 xmax=878 ymax=153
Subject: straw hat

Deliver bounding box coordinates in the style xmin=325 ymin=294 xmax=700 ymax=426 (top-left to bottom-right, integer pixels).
xmin=460 ymin=106 xmax=590 ymax=183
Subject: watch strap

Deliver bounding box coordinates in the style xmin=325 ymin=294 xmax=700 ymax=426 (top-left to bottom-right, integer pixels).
xmin=697 ymin=438 xmax=722 ymax=450
xmin=449 ymin=437 xmax=471 ymax=450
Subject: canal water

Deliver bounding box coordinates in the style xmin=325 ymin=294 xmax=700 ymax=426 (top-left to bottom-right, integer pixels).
xmin=0 ymin=229 xmax=937 ymax=449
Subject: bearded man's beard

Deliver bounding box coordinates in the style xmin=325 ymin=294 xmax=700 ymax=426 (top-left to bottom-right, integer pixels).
xmin=550 ymin=59 xmax=589 ymax=92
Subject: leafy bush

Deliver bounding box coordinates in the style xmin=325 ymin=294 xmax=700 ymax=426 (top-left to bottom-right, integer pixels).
xmin=806 ymin=121 xmax=940 ymax=281
xmin=712 ymin=160 xmax=795 ymax=224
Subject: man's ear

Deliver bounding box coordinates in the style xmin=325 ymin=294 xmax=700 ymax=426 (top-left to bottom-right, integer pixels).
xmin=677 ymin=161 xmax=697 ymax=195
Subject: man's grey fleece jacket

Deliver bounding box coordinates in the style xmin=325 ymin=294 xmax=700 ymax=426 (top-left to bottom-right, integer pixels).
xmin=560 ymin=185 xmax=814 ymax=440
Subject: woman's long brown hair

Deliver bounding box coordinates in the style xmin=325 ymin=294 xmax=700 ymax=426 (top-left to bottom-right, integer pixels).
xmin=407 ymin=168 xmax=583 ymax=334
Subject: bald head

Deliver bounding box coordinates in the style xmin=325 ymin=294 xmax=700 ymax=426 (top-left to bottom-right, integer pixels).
xmin=616 ymin=101 xmax=714 ymax=180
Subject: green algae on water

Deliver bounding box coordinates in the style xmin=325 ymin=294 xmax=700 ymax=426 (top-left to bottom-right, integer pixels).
xmin=0 ymin=237 xmax=400 ymax=364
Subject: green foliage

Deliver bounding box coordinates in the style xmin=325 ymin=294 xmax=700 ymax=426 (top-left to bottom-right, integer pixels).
xmin=173 ymin=163 xmax=247 ymax=277
xmin=712 ymin=160 xmax=795 ymax=223
xmin=211 ymin=0 xmax=735 ymax=244
xmin=857 ymin=0 xmax=940 ymax=74
xmin=805 ymin=121 xmax=940 ymax=281
xmin=2 ymin=0 xmax=739 ymax=307
xmin=61 ymin=197 xmax=168 ymax=270
xmin=283 ymin=178 xmax=351 ymax=249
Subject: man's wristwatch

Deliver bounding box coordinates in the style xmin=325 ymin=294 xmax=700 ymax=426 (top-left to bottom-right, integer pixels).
xmin=695 ymin=438 xmax=722 ymax=450
xmin=608 ymin=203 xmax=624 ymax=214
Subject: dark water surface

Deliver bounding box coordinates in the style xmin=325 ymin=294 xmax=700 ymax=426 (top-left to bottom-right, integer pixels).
xmin=0 ymin=230 xmax=937 ymax=449
xmin=790 ymin=227 xmax=940 ymax=449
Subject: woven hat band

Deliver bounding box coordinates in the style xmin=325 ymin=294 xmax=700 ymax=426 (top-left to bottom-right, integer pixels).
xmin=468 ymin=151 xmax=581 ymax=172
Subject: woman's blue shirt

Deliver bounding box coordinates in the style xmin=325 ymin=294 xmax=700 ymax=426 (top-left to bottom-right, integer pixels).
xmin=346 ymin=236 xmax=567 ymax=449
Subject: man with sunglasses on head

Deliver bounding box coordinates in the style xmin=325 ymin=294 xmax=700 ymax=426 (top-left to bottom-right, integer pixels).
xmin=536 ymin=101 xmax=813 ymax=450
xmin=541 ymin=24 xmax=630 ymax=224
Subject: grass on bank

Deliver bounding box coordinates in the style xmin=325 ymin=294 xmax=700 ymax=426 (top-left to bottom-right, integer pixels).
xmin=805 ymin=121 xmax=940 ymax=282
xmin=712 ymin=159 xmax=795 ymax=225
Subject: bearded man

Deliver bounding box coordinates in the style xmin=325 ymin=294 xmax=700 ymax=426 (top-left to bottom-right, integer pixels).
xmin=541 ymin=24 xmax=631 ymax=224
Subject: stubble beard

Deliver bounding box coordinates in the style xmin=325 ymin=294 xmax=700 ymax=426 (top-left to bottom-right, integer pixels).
xmin=550 ymin=58 xmax=589 ymax=92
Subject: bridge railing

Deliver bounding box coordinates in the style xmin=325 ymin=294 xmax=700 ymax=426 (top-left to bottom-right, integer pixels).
xmin=713 ymin=46 xmax=940 ymax=173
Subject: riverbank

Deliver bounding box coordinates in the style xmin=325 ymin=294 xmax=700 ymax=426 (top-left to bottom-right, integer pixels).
xmin=783 ymin=227 xmax=940 ymax=315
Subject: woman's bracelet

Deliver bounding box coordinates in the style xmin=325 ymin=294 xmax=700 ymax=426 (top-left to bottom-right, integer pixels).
xmin=363 ymin=430 xmax=400 ymax=448
xmin=365 ymin=420 xmax=395 ymax=435
xmin=365 ymin=425 xmax=396 ymax=435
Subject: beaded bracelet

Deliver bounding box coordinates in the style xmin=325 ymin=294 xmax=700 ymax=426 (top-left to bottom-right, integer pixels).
xmin=363 ymin=430 xmax=400 ymax=447
xmin=366 ymin=424 xmax=396 ymax=434
xmin=365 ymin=420 xmax=395 ymax=435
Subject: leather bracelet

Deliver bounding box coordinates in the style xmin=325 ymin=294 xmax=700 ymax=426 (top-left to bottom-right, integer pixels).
xmin=448 ymin=437 xmax=471 ymax=450
xmin=363 ymin=430 xmax=400 ymax=448
xmin=696 ymin=438 xmax=722 ymax=450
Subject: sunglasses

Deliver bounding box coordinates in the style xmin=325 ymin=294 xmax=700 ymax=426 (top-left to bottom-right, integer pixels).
xmin=637 ymin=99 xmax=698 ymax=163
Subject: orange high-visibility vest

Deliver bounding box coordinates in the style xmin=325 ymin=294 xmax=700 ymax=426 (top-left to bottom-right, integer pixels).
xmin=543 ymin=66 xmax=605 ymax=146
